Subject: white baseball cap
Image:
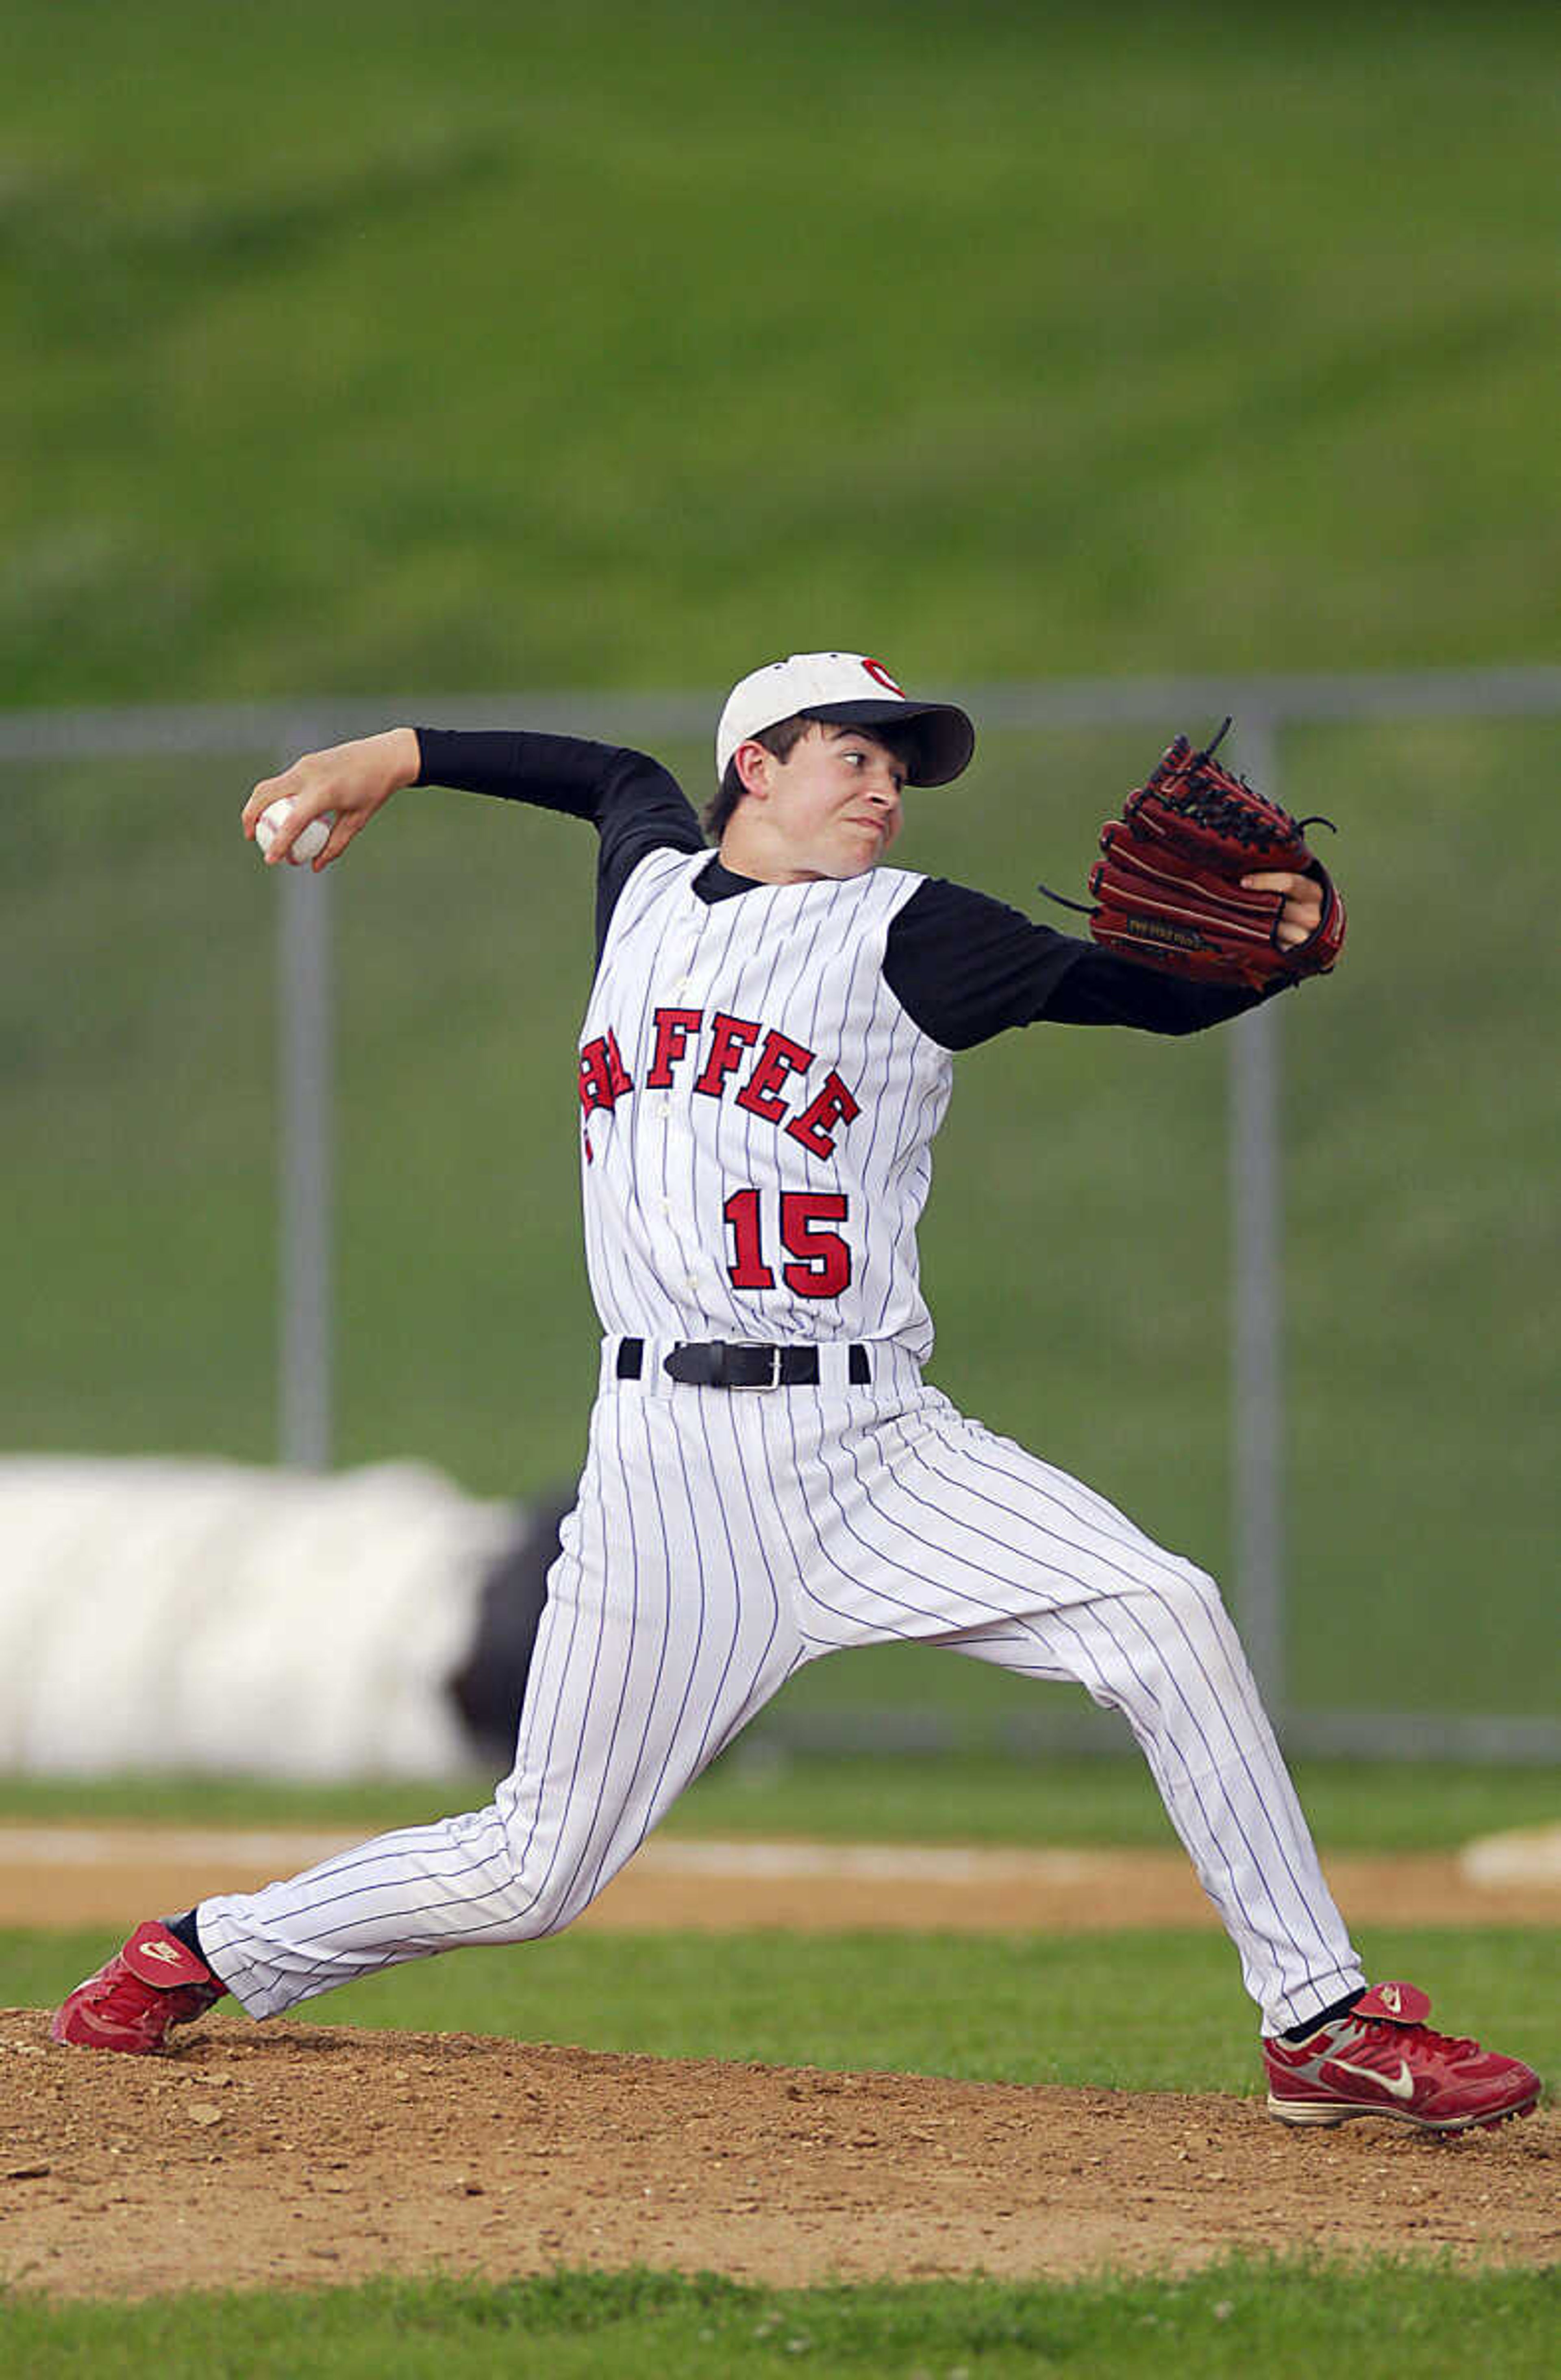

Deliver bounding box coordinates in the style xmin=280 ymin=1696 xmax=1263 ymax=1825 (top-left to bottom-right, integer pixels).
xmin=714 ymin=651 xmax=976 ymax=788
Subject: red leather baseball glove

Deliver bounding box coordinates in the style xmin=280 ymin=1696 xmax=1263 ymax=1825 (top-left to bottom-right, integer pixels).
xmin=1043 ymin=723 xmax=1347 ymax=990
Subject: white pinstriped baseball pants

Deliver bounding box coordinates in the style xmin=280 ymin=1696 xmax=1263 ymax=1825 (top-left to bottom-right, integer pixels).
xmin=198 ymin=1344 xmax=1364 ymax=2037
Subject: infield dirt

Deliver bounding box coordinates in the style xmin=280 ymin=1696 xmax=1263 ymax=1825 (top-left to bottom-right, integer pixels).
xmin=2 ymin=2010 xmax=1555 ymax=2301
xmin=4 ymin=1826 xmax=1557 ymax=2300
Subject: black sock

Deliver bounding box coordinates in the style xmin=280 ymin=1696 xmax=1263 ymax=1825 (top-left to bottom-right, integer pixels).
xmin=161 ymin=1907 xmax=210 ymax=1967
xmin=1281 ymin=1988 xmax=1363 ymax=2044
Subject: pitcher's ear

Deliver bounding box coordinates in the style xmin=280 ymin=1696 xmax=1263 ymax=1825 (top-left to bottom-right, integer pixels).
xmin=733 ymin=740 xmax=774 ymax=798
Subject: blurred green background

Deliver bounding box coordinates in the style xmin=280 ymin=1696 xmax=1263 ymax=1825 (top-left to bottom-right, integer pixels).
xmin=4 ymin=0 xmax=1555 ymax=699
xmin=3 ymin=0 xmax=1557 ymax=1737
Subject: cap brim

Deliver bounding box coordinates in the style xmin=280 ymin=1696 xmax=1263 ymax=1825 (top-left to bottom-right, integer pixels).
xmin=799 ymin=699 xmax=976 ymax=788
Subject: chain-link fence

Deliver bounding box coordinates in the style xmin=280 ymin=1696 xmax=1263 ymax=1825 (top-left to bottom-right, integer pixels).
xmin=3 ymin=671 xmax=1557 ymax=1760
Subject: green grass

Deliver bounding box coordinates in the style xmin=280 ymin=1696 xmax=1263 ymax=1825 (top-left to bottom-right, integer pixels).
xmin=0 ymin=1753 xmax=1554 ymax=1854
xmin=4 ymin=2262 xmax=1558 ymax=2379
xmin=2 ymin=2 xmax=1556 ymax=702
xmin=5 ymin=1925 xmax=1552 ymax=2096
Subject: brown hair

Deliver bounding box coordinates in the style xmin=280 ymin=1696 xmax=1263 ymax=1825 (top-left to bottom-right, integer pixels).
xmin=703 ymin=715 xmax=919 ymax=841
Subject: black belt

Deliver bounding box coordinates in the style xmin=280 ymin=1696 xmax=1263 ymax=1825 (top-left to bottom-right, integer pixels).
xmin=615 ymin=1339 xmax=870 ymax=1389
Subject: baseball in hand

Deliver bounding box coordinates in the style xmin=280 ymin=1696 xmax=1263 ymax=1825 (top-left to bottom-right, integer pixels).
xmin=255 ymin=796 xmax=332 ymax=866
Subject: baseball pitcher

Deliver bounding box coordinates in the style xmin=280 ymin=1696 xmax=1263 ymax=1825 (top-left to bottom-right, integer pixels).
xmin=52 ymin=654 xmax=1539 ymax=2135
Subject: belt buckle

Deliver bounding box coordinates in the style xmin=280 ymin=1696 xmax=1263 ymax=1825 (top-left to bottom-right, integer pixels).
xmin=730 ymin=1345 xmax=783 ymax=1390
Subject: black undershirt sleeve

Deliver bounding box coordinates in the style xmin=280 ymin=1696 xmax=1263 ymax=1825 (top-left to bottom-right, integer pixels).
xmin=413 ymin=727 xmax=706 ymax=955
xmin=883 ymin=876 xmax=1275 ymax=1047
xmin=407 ymin=744 xmax=1271 ymax=1035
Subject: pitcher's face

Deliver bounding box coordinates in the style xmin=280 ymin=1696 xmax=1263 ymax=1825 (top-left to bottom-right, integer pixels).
xmin=728 ymin=725 xmax=906 ymax=882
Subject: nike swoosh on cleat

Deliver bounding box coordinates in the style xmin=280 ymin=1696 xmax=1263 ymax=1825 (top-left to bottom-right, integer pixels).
xmin=1331 ymin=2057 xmax=1415 ymax=2101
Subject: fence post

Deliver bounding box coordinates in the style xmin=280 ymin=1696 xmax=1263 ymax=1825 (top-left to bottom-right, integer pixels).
xmin=275 ymin=734 xmax=334 ymax=1471
xmin=1228 ymin=714 xmax=1285 ymax=1716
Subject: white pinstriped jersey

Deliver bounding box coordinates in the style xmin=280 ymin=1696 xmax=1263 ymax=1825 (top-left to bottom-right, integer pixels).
xmin=577 ymin=848 xmax=952 ymax=1354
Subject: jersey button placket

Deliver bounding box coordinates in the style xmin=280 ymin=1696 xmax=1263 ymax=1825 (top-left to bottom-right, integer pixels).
xmin=661 ymin=922 xmax=709 ymax=1306
xmin=664 ymin=1110 xmax=701 ymax=1296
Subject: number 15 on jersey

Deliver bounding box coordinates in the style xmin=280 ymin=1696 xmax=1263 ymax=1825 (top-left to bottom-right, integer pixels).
xmin=723 ymin=1189 xmax=852 ymax=1298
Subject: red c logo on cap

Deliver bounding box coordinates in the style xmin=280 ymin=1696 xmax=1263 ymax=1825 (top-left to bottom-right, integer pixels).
xmin=861 ymin=658 xmax=905 ymax=697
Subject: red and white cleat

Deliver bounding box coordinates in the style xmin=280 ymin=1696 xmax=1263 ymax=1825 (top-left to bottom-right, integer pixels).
xmin=50 ymin=1919 xmax=225 ymax=2055
xmin=1264 ymin=1981 xmax=1541 ymax=2134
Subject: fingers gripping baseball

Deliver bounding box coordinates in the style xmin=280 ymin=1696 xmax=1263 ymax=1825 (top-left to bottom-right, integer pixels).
xmin=243 ymin=728 xmax=422 ymax=869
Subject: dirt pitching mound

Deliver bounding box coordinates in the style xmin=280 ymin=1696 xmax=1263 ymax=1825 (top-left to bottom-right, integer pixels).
xmin=2 ymin=2010 xmax=1554 ymax=2301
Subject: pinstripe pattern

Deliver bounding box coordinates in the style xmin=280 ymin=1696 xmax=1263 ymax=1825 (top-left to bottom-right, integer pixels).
xmin=579 ymin=852 xmax=948 ymax=1353
xmin=198 ymin=844 xmax=1362 ymax=2040
xmin=200 ymin=1363 xmax=1359 ymax=2036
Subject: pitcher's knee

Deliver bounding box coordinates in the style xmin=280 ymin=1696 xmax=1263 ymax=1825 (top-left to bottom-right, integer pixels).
xmin=437 ymin=1807 xmax=600 ymax=1943
xmin=513 ymin=1861 xmax=602 ymax=1939
xmin=479 ymin=1847 xmax=601 ymax=1941
xmin=1167 ymin=1558 xmax=1229 ymax=1625
xmin=1144 ymin=1558 xmax=1255 ymax=1676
